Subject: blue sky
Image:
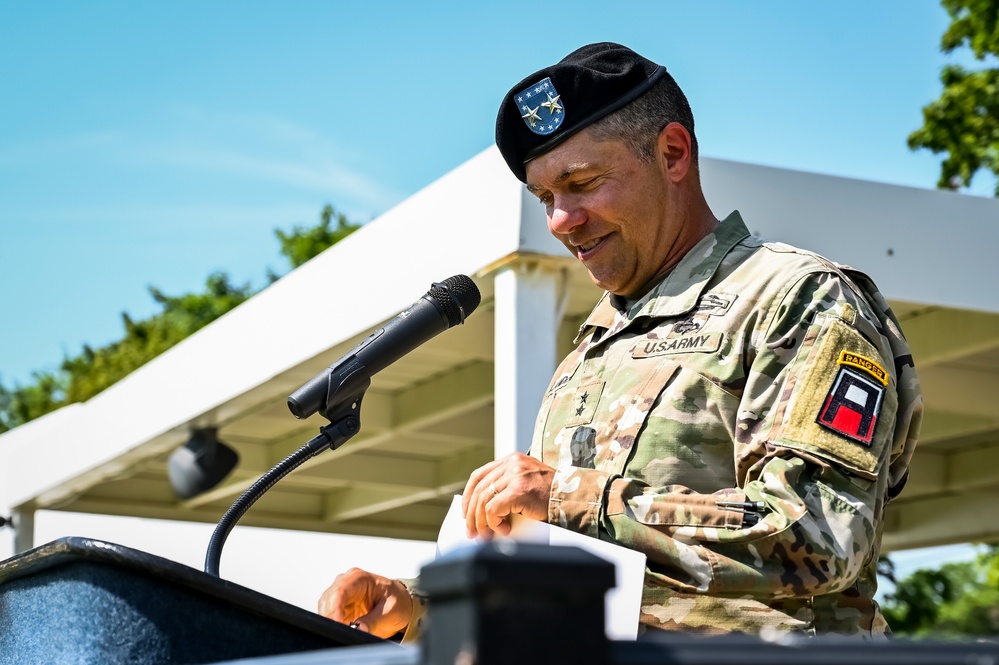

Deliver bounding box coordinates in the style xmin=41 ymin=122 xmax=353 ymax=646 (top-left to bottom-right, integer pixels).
xmin=1 ymin=1 xmax=994 ymax=387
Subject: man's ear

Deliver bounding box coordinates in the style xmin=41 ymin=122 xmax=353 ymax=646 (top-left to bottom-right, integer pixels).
xmin=656 ymin=122 xmax=692 ymax=183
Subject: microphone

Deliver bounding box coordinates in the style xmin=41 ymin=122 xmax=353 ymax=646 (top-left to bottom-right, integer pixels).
xmin=288 ymin=274 xmax=481 ymax=420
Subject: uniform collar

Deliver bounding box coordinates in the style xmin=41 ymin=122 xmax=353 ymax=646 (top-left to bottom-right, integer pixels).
xmin=577 ymin=211 xmax=751 ymax=339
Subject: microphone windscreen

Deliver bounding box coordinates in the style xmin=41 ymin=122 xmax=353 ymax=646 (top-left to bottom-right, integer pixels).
xmin=431 ymin=275 xmax=481 ymax=326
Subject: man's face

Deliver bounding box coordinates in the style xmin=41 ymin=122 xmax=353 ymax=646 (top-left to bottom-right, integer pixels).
xmin=525 ymin=129 xmax=679 ymax=297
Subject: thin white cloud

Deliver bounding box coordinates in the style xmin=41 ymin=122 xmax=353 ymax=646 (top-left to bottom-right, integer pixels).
xmin=0 ymin=108 xmax=406 ymax=215
xmin=3 ymin=202 xmax=357 ymax=231
xmin=170 ymin=105 xmax=329 ymax=146
xmin=149 ymin=141 xmax=396 ymax=208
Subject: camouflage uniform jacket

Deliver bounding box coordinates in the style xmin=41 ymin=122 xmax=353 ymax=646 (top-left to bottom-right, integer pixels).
xmin=529 ymin=211 xmax=921 ymax=637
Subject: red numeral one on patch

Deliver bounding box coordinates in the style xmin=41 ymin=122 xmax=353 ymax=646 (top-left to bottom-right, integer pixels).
xmin=816 ymin=367 xmax=885 ymax=446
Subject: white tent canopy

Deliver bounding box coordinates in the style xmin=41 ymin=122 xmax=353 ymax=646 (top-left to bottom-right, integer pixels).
xmin=3 ymin=147 xmax=998 ymax=555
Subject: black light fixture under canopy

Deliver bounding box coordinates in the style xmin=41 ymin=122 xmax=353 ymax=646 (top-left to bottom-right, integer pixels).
xmin=168 ymin=428 xmax=239 ymax=499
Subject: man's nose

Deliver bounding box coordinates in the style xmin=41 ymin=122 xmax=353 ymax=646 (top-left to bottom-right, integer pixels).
xmin=548 ymin=200 xmax=586 ymax=236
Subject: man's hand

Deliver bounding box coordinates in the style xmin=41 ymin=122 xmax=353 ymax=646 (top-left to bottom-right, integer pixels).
xmin=461 ymin=452 xmax=555 ymax=539
xmin=317 ymin=568 xmax=412 ymax=638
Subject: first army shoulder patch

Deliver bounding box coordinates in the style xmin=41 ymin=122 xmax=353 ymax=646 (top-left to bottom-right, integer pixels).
xmin=816 ymin=351 xmax=888 ymax=446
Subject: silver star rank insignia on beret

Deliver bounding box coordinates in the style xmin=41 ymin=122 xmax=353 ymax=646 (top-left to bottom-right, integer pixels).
xmin=514 ymin=77 xmax=564 ymax=136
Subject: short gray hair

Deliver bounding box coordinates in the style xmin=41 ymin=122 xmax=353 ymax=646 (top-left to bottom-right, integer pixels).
xmin=587 ymin=72 xmax=698 ymax=166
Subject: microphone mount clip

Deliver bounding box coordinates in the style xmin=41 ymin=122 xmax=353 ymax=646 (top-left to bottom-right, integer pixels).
xmin=316 ymin=355 xmax=371 ymax=430
xmin=204 ymin=362 xmax=371 ymax=577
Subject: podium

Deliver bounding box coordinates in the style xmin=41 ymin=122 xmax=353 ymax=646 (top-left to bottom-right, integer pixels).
xmin=7 ymin=538 xmax=999 ymax=665
xmin=0 ymin=537 xmax=384 ymax=664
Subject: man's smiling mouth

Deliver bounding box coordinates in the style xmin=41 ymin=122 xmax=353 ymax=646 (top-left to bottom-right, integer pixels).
xmin=575 ymin=236 xmax=607 ymax=257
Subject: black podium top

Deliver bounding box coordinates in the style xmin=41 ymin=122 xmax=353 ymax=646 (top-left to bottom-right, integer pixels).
xmin=0 ymin=537 xmax=385 ymax=665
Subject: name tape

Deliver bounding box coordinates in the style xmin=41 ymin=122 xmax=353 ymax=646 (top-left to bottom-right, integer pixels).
xmin=632 ymin=333 xmax=722 ymax=358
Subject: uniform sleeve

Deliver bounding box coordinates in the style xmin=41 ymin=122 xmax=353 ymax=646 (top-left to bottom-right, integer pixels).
xmin=397 ymin=577 xmax=427 ymax=643
xmin=547 ymin=272 xmax=912 ymax=599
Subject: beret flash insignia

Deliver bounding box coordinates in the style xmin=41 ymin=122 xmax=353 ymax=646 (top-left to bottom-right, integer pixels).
xmin=514 ymin=77 xmax=564 ymax=136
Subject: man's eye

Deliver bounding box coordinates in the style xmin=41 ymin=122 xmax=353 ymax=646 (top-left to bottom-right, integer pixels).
xmin=537 ymin=195 xmax=553 ymax=207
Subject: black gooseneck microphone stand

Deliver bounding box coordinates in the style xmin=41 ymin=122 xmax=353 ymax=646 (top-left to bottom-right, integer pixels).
xmin=203 ymin=274 xmax=481 ymax=577
xmin=203 ymin=357 xmax=371 ymax=577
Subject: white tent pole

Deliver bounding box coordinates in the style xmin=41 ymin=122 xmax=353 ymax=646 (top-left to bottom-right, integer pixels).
xmin=493 ymin=264 xmax=560 ymax=459
xmin=12 ymin=508 xmax=34 ymax=554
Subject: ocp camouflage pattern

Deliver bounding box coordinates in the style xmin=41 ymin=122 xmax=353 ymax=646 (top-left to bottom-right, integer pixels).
xmin=529 ymin=212 xmax=921 ymax=638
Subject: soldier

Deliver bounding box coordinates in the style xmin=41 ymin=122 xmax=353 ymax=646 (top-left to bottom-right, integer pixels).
xmin=319 ymin=42 xmax=921 ymax=639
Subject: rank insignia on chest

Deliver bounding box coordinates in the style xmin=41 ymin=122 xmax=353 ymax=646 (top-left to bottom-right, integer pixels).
xmin=816 ymin=352 xmax=888 ymax=446
xmin=565 ymin=381 xmax=603 ymax=427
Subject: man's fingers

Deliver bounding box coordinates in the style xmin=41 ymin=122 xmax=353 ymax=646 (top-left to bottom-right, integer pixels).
xmin=317 ymin=568 xmax=412 ymax=638
xmin=353 ymin=602 xmax=388 ymax=636
xmin=474 ymin=475 xmax=513 ymax=538
xmin=467 ymin=470 xmax=504 ymax=538
xmin=354 ymin=579 xmax=413 ymax=638
xmin=463 ymin=468 xmax=490 ymax=536
xmin=461 ymin=460 xmax=501 ymax=517
xmin=318 ymin=571 xmax=364 ymax=622
xmin=484 ymin=491 xmax=514 ymax=536
xmin=353 ymin=599 xmax=395 ymax=638
xmin=462 ymin=453 xmax=554 ymax=538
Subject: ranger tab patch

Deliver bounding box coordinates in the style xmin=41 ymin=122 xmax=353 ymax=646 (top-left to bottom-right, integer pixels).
xmin=816 ymin=352 xmax=888 ymax=445
xmin=837 ymin=351 xmax=889 ymax=386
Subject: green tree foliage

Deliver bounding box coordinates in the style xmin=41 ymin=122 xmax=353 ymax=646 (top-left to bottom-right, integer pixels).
xmin=0 ymin=204 xmax=357 ymax=433
xmin=60 ymin=272 xmax=253 ymax=404
xmin=908 ymin=0 xmax=999 ymax=195
xmin=0 ymin=371 xmax=65 ymax=434
xmin=0 ymin=273 xmax=252 ymax=434
xmin=880 ymin=544 xmax=999 ymax=638
xmin=274 ymin=204 xmax=359 ymax=270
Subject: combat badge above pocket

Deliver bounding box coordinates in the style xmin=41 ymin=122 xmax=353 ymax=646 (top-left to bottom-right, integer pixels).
xmin=776 ymin=317 xmax=898 ymax=478
xmin=695 ymin=292 xmax=737 ymax=316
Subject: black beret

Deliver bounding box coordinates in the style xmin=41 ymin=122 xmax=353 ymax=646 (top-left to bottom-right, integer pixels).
xmin=495 ymin=42 xmax=666 ymax=182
